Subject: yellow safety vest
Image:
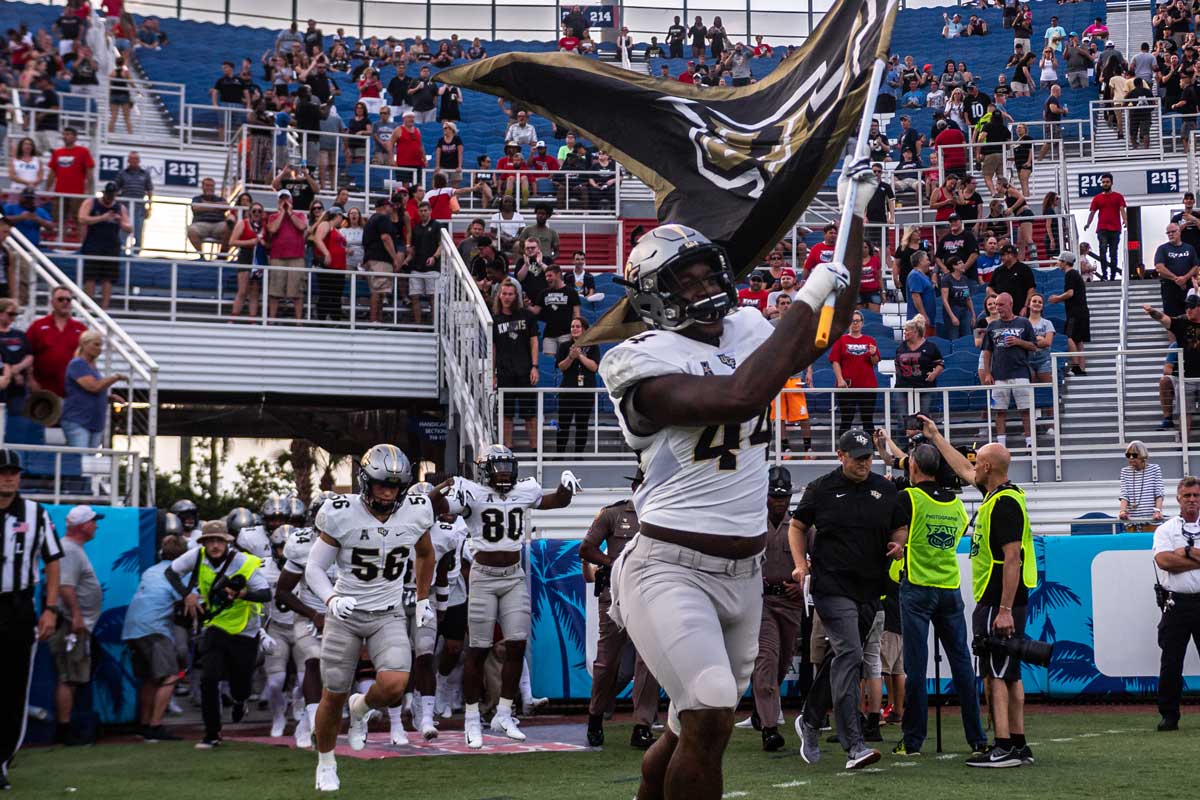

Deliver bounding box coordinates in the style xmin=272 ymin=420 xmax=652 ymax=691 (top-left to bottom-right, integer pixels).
xmin=903 ymin=486 xmax=969 ymax=590
xmin=970 ymin=485 xmax=1037 ymax=602
xmin=197 ymin=552 xmax=262 ymax=635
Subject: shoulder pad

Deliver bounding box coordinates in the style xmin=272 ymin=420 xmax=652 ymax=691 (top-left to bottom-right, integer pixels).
xmin=598 ymin=332 xmax=684 ymax=399
xmin=283 ymin=527 xmax=316 ymax=564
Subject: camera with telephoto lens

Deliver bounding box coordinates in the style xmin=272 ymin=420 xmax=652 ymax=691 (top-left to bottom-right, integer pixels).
xmin=899 ymin=433 xmax=975 ymax=493
xmin=972 ymin=634 xmax=1054 ymax=667
xmin=205 ymin=573 xmax=248 ymax=620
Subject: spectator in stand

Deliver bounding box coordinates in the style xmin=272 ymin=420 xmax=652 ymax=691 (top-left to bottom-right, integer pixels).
xmin=1037 ymin=84 xmax=1068 ymax=162
xmin=228 ymin=201 xmax=266 ymax=319
xmin=942 ymin=12 xmax=965 ymax=39
xmin=529 ymin=141 xmax=560 ymax=183
xmin=929 ymin=173 xmax=958 ymax=222
xmin=466 ymin=37 xmax=486 ymax=59
xmin=976 ymin=236 xmax=1002 ymax=284
xmin=1011 ymin=123 xmax=1034 ymax=196
xmin=565 ymin=251 xmax=597 ymax=299
xmin=1061 ymin=34 xmax=1093 ymax=89
xmin=829 ymin=310 xmax=881 ymax=435
xmin=265 ymin=189 xmax=308 ymax=320
xmin=1084 ymin=16 xmax=1108 ymax=41
xmin=894 ymin=315 xmax=944 ymax=416
xmin=1126 ymin=77 xmax=1155 ymax=150
xmin=906 ymin=250 xmax=937 ymax=326
xmin=1026 ymin=293 xmax=1055 ymax=387
xmin=311 ymin=206 xmax=347 ymax=322
xmin=893 ymin=227 xmax=924 ymax=296
xmin=530 ymin=263 xmax=580 ymax=355
xmin=371 ymin=105 xmax=396 ymax=166
xmin=803 ymin=224 xmax=838 ymax=274
xmin=982 ymin=292 xmax=1037 ymax=448
xmin=1043 ymin=15 xmax=1066 ymax=52
xmin=490 ymin=195 xmax=526 ymax=254
xmin=302 ymin=18 xmax=323 ymax=54
xmin=276 ymin=21 xmax=303 ymax=54
xmin=185 ymin=176 xmax=231 ymax=257
xmin=51 ymin=505 xmax=105 ymax=746
xmin=1037 ymin=47 xmax=1059 ymax=91
xmin=555 ymin=317 xmax=598 ymax=454
xmin=113 ymin=152 xmax=152 ymax=255
xmin=8 ymin=138 xmax=45 ymax=195
xmin=363 ymin=197 xmax=406 ymax=323
xmin=46 ymin=127 xmax=94 ymax=237
xmin=136 ymin=16 xmax=167 ymax=48
xmin=865 ymin=163 xmax=894 ymax=253
xmin=1117 ymin=441 xmax=1164 ymax=531
xmin=407 ymin=201 xmax=441 ymax=325
xmin=893 ymin=149 xmax=922 ymax=195
xmin=433 ymin=121 xmax=463 ymax=185
xmin=515 ymin=204 xmax=560 ymax=263
xmin=408 ymin=65 xmax=440 ymax=124
xmin=1012 ymin=5 xmax=1033 ymax=54
xmin=1154 ymin=222 xmax=1200 ymax=317
xmin=1085 ymin=173 xmax=1127 ymax=281
xmin=1145 ymin=297 xmax=1200 ymax=428
xmin=425 ymin=172 xmax=473 ymax=221
xmin=505 ymin=110 xmax=538 ymax=153
xmin=496 ymin=143 xmax=530 ymax=202
xmin=991 ymin=243 xmax=1036 ymax=314
xmin=1048 ymin=251 xmax=1090 ymax=375
xmin=341 ymin=206 xmax=365 ymax=271
xmin=935 ymin=214 xmax=979 ymax=280
xmin=738 ymin=272 xmax=770 ymax=313
xmin=859 ymin=242 xmax=884 ymax=313
xmin=344 ymin=101 xmax=372 ymax=165
xmin=3 ymin=190 xmax=55 ymax=250
xmin=940 ymin=255 xmax=976 ymax=339
xmin=766 ymin=269 xmax=799 ymax=318
xmin=492 ymin=278 xmax=539 ymax=450
xmin=391 ymin=111 xmax=424 ymax=185
xmin=28 ymin=286 xmax=86 ymax=398
xmin=78 ymin=182 xmax=129 ymax=310
xmin=752 ymin=35 xmax=773 ymax=58
xmin=587 ymin=151 xmax=617 ymax=210
xmin=62 ymin=331 xmax=125 ymax=449
xmin=0 ymin=298 xmax=31 ymax=414
xmin=1172 ymin=193 xmax=1200 ymax=254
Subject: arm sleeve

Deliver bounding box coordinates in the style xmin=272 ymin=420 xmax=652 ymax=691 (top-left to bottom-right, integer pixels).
xmin=304 ymin=539 xmax=338 ymax=604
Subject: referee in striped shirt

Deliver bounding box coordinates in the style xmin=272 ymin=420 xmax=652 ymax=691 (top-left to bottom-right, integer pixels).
xmin=0 ymin=448 xmax=63 ymax=790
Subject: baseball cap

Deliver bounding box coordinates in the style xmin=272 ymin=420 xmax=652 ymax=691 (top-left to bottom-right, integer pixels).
xmin=277 ymin=189 xmax=292 ymax=199
xmin=1000 ymin=243 xmax=1018 ymax=254
xmin=103 ymin=181 xmax=118 ymax=193
xmin=837 ymin=429 xmax=874 ymax=459
xmin=947 ymin=212 xmax=960 ymax=221
xmin=536 ymin=140 xmax=546 ymax=148
xmin=1058 ymin=250 xmax=1076 ymax=264
xmin=749 ymin=271 xmax=765 ymax=282
xmin=1187 ymin=293 xmax=1200 ymax=309
xmin=1105 ymin=41 xmax=1115 ymax=48
xmin=781 ymin=268 xmax=797 ymax=279
xmin=66 ymin=505 xmax=104 ymax=525
xmin=0 ymin=448 xmax=22 ymax=472
xmin=374 ymin=196 xmax=392 ymax=208
xmin=767 ymin=466 xmax=793 ymax=496
xmin=197 ymin=520 xmax=234 ymax=543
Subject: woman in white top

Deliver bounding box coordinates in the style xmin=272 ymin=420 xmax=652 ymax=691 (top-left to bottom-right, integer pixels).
xmin=7 ymin=137 xmax=43 ymax=193
xmin=1119 ymin=440 xmax=1164 ymax=531
xmin=341 ymin=206 xmax=366 ymax=271
xmin=1038 ymin=48 xmax=1058 ymax=91
xmin=488 ymin=195 xmax=525 ymax=252
xmin=945 ymin=88 xmax=967 ymax=131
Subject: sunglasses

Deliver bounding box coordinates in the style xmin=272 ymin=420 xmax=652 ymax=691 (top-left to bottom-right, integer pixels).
xmin=54 ymin=296 xmax=72 ymax=303
xmin=1126 ymin=453 xmax=1143 ymax=459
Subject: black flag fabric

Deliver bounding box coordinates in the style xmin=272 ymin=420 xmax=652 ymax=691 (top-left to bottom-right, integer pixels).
xmin=435 ymin=0 xmax=895 ymax=277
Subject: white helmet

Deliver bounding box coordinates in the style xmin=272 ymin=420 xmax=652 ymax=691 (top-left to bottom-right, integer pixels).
xmin=620 ymin=224 xmax=737 ymax=332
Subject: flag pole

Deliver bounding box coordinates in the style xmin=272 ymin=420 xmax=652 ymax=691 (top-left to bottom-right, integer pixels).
xmin=815 ymin=58 xmax=887 ymax=348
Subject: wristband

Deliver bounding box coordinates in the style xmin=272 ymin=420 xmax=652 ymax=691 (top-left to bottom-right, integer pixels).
xmin=999 ymin=605 xmax=1012 ymax=611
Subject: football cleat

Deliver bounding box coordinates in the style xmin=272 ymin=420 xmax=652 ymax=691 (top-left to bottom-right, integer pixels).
xmin=490 ymin=713 xmax=527 ymax=742
xmin=390 ymin=725 xmax=410 ymax=746
xmin=270 ymin=711 xmax=287 ymax=738
xmin=315 ymin=763 xmax=340 ymax=792
xmin=347 ymin=694 xmax=377 ymax=751
xmin=294 ymin=714 xmax=312 ymax=749
xmin=465 ymin=717 xmax=484 ymax=749
xmin=420 ymin=720 xmax=438 ymax=741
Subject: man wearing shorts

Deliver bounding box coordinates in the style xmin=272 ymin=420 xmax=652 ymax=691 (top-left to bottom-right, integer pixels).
xmin=186 ymin=177 xmax=230 ymax=256
xmin=266 ymin=189 xmax=308 ymax=320
xmin=362 ymin=196 xmax=406 ymax=323
xmin=1048 ymin=251 xmax=1090 ymax=375
xmin=982 ymin=292 xmax=1037 ymax=449
xmin=447 ymin=446 xmax=577 ymax=748
xmin=407 ymin=200 xmax=441 ymax=325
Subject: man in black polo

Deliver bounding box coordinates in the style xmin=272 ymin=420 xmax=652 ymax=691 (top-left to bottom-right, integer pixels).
xmin=989 ymin=244 xmax=1036 ymax=314
xmin=935 ymin=214 xmax=979 ymax=279
xmin=408 ymin=200 xmax=442 ymax=326
xmin=789 ymin=429 xmax=906 ymax=771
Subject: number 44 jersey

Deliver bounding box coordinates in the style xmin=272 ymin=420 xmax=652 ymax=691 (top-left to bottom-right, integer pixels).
xmin=314 ymin=493 xmax=435 ymax=611
xmin=447 ymin=477 xmax=545 ymax=553
xmin=599 ymin=307 xmax=775 ymax=538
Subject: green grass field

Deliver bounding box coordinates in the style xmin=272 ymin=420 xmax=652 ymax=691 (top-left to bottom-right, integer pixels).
xmin=10 ymin=709 xmax=1194 ymax=799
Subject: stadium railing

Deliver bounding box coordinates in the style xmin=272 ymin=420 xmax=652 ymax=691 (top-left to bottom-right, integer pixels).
xmin=1088 ymin=98 xmax=1164 ymax=159
xmin=3 ymin=228 xmax=160 ymax=505
xmin=437 ymin=227 xmax=495 ymax=461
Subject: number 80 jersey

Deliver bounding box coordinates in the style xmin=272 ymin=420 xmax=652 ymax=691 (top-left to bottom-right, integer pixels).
xmin=598 ymin=308 xmax=775 ymax=538
xmin=315 ymin=493 xmax=435 ymax=611
xmin=447 ymin=476 xmax=545 ymax=553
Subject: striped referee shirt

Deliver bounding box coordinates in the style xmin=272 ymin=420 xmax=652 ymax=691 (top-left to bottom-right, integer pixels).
xmin=0 ymin=494 xmax=62 ymax=594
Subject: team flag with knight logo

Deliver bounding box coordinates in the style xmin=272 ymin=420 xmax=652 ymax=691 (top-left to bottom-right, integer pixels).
xmin=435 ymin=0 xmax=895 ymax=340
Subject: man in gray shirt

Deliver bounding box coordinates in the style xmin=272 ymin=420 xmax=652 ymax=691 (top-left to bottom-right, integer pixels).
xmin=1131 ymin=42 xmax=1158 ymax=83
xmin=114 ymin=151 xmax=153 ymax=255
xmin=53 ymin=505 xmax=105 ymax=746
xmin=1064 ymin=34 xmax=1094 ymax=88
xmin=982 ymin=292 xmax=1038 ymax=449
xmin=728 ymin=42 xmax=752 ymax=87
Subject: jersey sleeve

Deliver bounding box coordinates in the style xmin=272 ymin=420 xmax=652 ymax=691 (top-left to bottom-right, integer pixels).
xmin=409 ymin=492 xmax=436 ymax=531
xmin=514 ymin=478 xmax=547 ymax=509
xmin=282 ymin=527 xmax=315 ymax=567
xmin=598 ymin=332 xmax=684 ymax=400
xmin=314 ymin=499 xmax=348 ymax=544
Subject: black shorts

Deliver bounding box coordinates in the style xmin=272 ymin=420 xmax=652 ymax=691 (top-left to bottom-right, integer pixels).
xmin=497 ymin=373 xmax=535 ymax=418
xmin=972 ymin=603 xmax=1028 ymax=682
xmin=84 ymin=258 xmax=119 ymax=283
xmin=1064 ymin=313 xmax=1090 ymax=344
xmin=440 ymin=601 xmax=467 ymax=641
xmin=129 ymin=633 xmax=178 ymax=682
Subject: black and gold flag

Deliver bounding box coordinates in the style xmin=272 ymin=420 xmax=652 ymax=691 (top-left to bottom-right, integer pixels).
xmin=435 ymin=0 xmax=894 ymax=340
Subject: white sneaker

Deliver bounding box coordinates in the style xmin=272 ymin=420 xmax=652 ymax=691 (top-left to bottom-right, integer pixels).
xmin=777 ymin=710 xmax=786 ymax=726
xmin=440 ymin=704 xmax=454 ymax=719
xmin=490 ymin=713 xmax=527 ymax=741
xmin=347 ymin=694 xmax=377 ymax=751
xmin=420 ymin=719 xmax=438 ymax=740
xmin=167 ymin=699 xmax=182 ymax=715
xmin=270 ymin=711 xmax=287 ymax=738
xmin=390 ymin=724 xmax=410 ymax=746
xmin=465 ymin=717 xmax=484 ymax=749
xmin=294 ymin=714 xmax=312 ymax=749
xmin=734 ymin=716 xmax=756 ymax=729
xmin=522 ymin=696 xmax=549 ymax=713
xmin=315 ymin=762 xmax=340 ymax=792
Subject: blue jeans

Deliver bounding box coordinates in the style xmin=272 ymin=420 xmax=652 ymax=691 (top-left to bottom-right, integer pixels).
xmin=62 ymin=421 xmax=102 ymax=449
xmin=899 ymin=581 xmax=986 ymax=752
xmin=938 ymin=311 xmax=972 ymax=340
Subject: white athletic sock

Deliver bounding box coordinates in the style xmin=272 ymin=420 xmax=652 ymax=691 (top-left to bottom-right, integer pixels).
xmin=387 ymin=706 xmax=404 ymax=729
xmin=1024 ymin=436 xmax=1033 ymax=448
xmin=497 ymin=697 xmax=514 ymax=716
xmin=996 ymin=434 xmax=1007 ymax=446
xmin=519 ymin=660 xmax=533 ymax=702
xmin=421 ymin=695 xmax=436 ymax=725
xmin=465 ymin=702 xmax=480 ymax=720
xmin=306 ymin=703 xmax=319 ymax=730
xmin=292 ymin=675 xmax=305 ymax=719
xmin=318 ymin=750 xmax=336 ymax=767
xmin=350 ymin=693 xmax=372 ymax=717
xmin=265 ymin=672 xmax=287 ymax=715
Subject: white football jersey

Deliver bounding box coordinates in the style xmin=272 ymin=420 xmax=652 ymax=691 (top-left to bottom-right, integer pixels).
xmin=598 ymin=307 xmax=775 ymax=537
xmin=399 ymin=517 xmax=469 ymax=605
xmin=260 ymin=557 xmax=295 ymax=627
xmin=315 ymin=493 xmax=435 ymax=611
xmin=448 ymin=476 xmax=545 ymax=553
xmin=237 ymin=525 xmax=272 ymax=561
xmin=282 ymin=526 xmax=334 ymax=613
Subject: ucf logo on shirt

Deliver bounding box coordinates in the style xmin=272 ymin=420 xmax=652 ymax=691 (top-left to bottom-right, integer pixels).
xmin=496 ymin=317 xmax=529 ymax=341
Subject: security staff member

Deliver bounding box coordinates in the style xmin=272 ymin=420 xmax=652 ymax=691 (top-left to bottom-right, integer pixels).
xmin=891 ymin=443 xmax=986 ymax=757
xmin=751 ymin=467 xmax=805 ymax=752
xmin=580 ymin=471 xmax=661 ymax=749
xmin=920 ymin=417 xmax=1036 ymax=768
xmin=790 ymin=429 xmax=906 ymax=771
xmin=0 ymin=449 xmax=62 ymax=791
xmin=166 ymin=520 xmax=271 ymax=749
xmin=1152 ymin=476 xmax=1200 ymax=731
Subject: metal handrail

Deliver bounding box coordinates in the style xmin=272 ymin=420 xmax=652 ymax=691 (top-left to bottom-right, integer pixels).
xmin=0 ymin=441 xmax=143 ymax=507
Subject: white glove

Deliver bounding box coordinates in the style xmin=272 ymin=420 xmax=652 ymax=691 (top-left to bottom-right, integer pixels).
xmin=259 ymin=631 xmax=278 ymax=655
xmin=327 ymin=595 xmax=358 ymax=621
xmin=416 ymin=598 xmax=436 ymax=629
xmin=836 ymin=157 xmax=878 ymax=219
xmin=796 ymin=261 xmax=851 ymax=313
xmin=560 ymin=470 xmax=583 ymax=494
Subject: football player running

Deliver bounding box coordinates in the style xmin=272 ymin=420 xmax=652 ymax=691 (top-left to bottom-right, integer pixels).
xmin=260 ymin=523 xmax=304 ymax=738
xmin=598 ymin=215 xmax=863 ymax=800
xmin=448 ymin=445 xmax=580 ymax=749
xmin=304 ymin=445 xmax=445 ymax=791
xmin=237 ymin=495 xmax=289 ymax=561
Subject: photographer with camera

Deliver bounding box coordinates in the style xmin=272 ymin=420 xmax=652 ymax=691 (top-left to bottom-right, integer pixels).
xmin=165 ymin=520 xmax=272 ymax=749
xmin=579 ymin=470 xmax=660 ymax=750
xmin=917 ymin=416 xmax=1037 ymax=768
xmin=875 ymin=438 xmax=987 ymax=757
xmin=1152 ymin=476 xmax=1200 ymax=732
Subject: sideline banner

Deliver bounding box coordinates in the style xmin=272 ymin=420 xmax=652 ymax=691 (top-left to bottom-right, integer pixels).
xmin=529 ymin=534 xmax=1186 ymax=701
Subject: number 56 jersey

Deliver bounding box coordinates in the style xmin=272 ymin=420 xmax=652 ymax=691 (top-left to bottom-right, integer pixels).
xmin=598 ymin=307 xmax=775 ymax=538
xmin=315 ymin=493 xmax=435 ymax=611
xmin=447 ymin=477 xmax=545 ymax=554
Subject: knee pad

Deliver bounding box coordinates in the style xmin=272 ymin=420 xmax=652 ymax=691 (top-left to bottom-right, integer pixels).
xmin=266 ymin=671 xmax=287 ymax=689
xmin=691 ymin=665 xmax=738 ymax=710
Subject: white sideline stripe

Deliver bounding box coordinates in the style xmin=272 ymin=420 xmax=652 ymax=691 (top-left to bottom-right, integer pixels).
xmin=723 ymin=792 xmax=750 ymax=798
xmin=1049 ymin=737 xmax=1075 ymax=742
xmin=936 ymin=753 xmax=960 ymax=760
xmin=772 ymin=781 xmax=809 ymax=788
xmin=893 ymin=761 xmax=919 ymax=767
